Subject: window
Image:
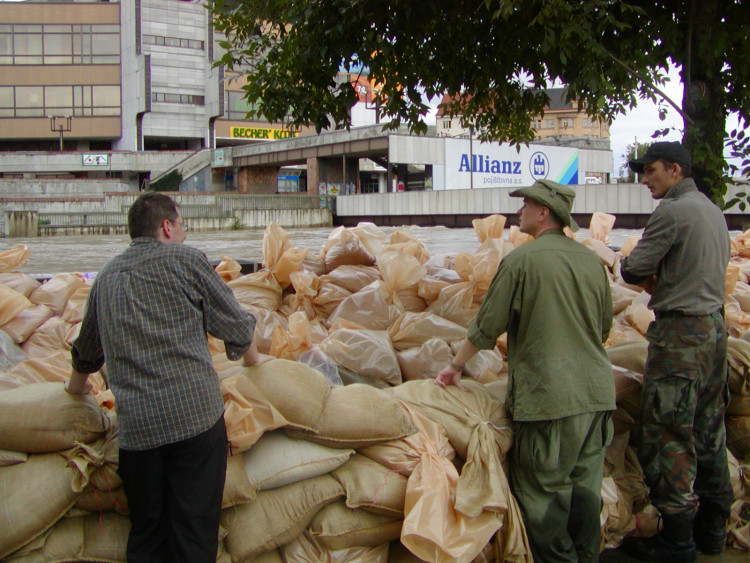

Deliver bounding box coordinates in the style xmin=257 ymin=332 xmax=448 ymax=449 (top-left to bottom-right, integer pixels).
xmin=560 ymin=117 xmax=574 ymax=128
xmin=152 ymin=92 xmax=205 ymax=105
xmin=226 ymin=90 xmax=258 ymax=119
xmin=0 ymin=85 xmax=119 ymax=117
xmin=442 ymin=120 xmax=451 ymax=129
xmin=0 ymin=24 xmax=119 ymax=65
xmin=545 ymin=119 xmax=554 ymax=129
xmin=143 ymin=34 xmax=204 ymax=51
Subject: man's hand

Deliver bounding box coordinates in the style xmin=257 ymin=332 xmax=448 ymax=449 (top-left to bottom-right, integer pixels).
xmin=641 ymin=274 xmax=659 ymax=295
xmin=435 ymin=365 xmax=463 ymax=389
xmin=66 ymin=370 xmax=93 ymax=395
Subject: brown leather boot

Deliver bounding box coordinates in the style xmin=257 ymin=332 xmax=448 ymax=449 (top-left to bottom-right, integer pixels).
xmin=620 ymin=512 xmax=697 ymax=563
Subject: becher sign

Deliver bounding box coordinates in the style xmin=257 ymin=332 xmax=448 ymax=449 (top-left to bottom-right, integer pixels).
xmin=82 ymin=154 xmax=109 ymax=166
xmin=230 ymin=127 xmax=299 ymax=140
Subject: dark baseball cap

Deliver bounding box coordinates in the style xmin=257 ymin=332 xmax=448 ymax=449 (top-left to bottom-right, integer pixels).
xmin=628 ymin=141 xmax=691 ymax=174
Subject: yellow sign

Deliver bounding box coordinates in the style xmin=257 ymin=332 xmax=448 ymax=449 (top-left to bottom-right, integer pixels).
xmin=230 ymin=127 xmax=299 ymax=140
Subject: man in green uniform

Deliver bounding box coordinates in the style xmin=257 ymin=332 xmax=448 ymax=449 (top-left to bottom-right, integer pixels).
xmin=619 ymin=142 xmax=733 ymax=563
xmin=436 ymin=180 xmax=615 ymax=563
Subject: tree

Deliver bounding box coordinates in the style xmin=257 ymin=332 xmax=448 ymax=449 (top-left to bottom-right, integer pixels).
xmin=211 ymin=0 xmax=749 ymax=205
xmin=618 ymin=140 xmax=651 ymax=183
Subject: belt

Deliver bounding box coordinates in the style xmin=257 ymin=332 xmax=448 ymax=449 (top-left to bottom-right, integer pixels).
xmin=654 ymin=307 xmax=723 ymax=320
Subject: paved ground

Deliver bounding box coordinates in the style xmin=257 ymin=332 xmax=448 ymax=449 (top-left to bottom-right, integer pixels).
xmin=599 ymin=547 xmax=748 ymax=562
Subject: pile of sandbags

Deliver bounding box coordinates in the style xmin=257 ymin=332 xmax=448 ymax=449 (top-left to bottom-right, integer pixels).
xmin=4 ymin=220 xmax=750 ymax=560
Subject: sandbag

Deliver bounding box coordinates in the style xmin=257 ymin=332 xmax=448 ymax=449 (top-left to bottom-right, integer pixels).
xmin=319 ymin=328 xmax=401 ymax=385
xmin=0 ymin=283 xmax=32 ymax=326
xmin=0 ymin=382 xmax=109 ymax=453
xmin=4 ymin=512 xmax=130 ymax=563
xmin=220 ymin=374 xmax=290 ymax=453
xmin=610 ymin=282 xmax=641 ymax=315
xmin=282 ymin=531 xmax=389 ymax=563
xmin=396 ymin=338 xmax=453 ymax=381
xmin=0 ymin=245 xmax=31 ymax=273
xmin=215 ymin=255 xmax=242 ymax=282
xmin=0 ymin=330 xmax=27 ymax=370
xmin=726 ymin=416 xmax=750 ymax=459
xmin=0 ymin=449 xmax=27 ymax=467
xmin=582 ymin=238 xmax=616 ymax=269
xmin=0 ymin=452 xmax=82 ymax=559
xmin=222 ymin=453 xmax=256 ymax=508
xmin=321 ymin=265 xmax=381 ymax=293
xmin=221 ymin=474 xmax=344 ymax=561
xmin=0 ymin=304 xmax=54 ymax=344
xmin=243 ymin=430 xmax=354 ymax=491
xmin=308 ymin=500 xmax=402 ymax=551
xmin=237 ymin=359 xmax=331 ymax=432
xmin=0 ymin=272 xmax=40 ymax=297
xmin=607 ymin=341 xmax=649 ymax=375
xmin=61 ymin=286 xmax=91 ymax=324
xmin=227 ymin=270 xmax=283 ymax=311
xmin=326 ymin=281 xmax=403 ymax=331
xmin=28 ymin=273 xmax=86 ymax=315
xmin=286 ymin=383 xmax=417 ymax=449
xmin=331 ymin=454 xmax=408 ymax=517
xmin=241 ymin=305 xmax=288 ymax=354
xmin=262 ymin=222 xmax=308 ymax=289
xmin=589 ymin=211 xmax=617 ymax=243
xmin=313 ymin=282 xmax=353 ymax=319
xmin=388 ymin=311 xmax=467 ymax=351
xmin=20 ymin=316 xmax=75 ymax=358
xmin=323 ymin=227 xmax=377 ymax=272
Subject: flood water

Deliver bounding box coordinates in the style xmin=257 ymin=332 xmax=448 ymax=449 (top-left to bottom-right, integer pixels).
xmin=3 ymin=225 xmax=648 ymax=276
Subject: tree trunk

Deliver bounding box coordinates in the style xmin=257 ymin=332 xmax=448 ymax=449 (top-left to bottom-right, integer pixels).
xmin=680 ymin=0 xmax=727 ymax=204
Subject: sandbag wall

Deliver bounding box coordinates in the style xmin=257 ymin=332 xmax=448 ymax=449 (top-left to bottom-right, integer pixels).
xmin=1 ymin=215 xmax=750 ymax=561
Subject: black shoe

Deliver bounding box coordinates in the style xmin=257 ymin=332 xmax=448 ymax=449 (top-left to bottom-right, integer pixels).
xmin=694 ymin=500 xmax=730 ymax=555
xmin=619 ymin=512 xmax=697 ymax=563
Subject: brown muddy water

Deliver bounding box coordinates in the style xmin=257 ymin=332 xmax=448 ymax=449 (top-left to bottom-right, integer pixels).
xmin=3 ymin=226 xmax=649 ymax=277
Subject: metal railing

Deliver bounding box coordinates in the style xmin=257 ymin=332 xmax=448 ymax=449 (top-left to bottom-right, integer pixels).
xmin=216 ymin=194 xmax=336 ymax=214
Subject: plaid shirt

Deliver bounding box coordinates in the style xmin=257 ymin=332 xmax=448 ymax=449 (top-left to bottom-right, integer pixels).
xmin=72 ymin=237 xmax=255 ymax=450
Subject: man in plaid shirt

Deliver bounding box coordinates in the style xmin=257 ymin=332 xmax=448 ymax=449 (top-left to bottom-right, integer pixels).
xmin=67 ymin=192 xmax=266 ymax=563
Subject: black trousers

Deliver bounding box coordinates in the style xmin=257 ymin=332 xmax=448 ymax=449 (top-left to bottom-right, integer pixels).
xmin=118 ymin=416 xmax=228 ymax=563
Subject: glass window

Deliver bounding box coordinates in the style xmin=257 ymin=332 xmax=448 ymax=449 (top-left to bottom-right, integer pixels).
xmin=91 ymin=34 xmax=119 ymax=55
xmin=92 ymin=85 xmax=120 ymax=108
xmin=0 ymin=25 xmax=11 ymax=33
xmin=165 ymin=37 xmax=180 ymax=47
xmin=143 ymin=35 xmax=156 ymax=45
xmin=0 ymin=86 xmax=13 ymax=107
xmin=16 ymin=86 xmax=43 ymax=108
xmin=15 ymin=25 xmax=42 ymax=33
xmin=0 ymin=33 xmax=11 ymax=56
xmin=188 ymin=39 xmax=204 ymax=50
xmin=45 ymin=86 xmax=73 ymax=112
xmin=14 ymin=34 xmax=42 ymax=56
xmin=95 ymin=25 xmax=120 ymax=34
xmin=44 ymin=34 xmax=72 ymax=56
xmin=44 ymin=25 xmax=71 ymax=33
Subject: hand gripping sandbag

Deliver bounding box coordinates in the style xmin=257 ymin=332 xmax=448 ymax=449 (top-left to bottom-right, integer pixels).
xmin=0 ymin=382 xmax=109 ymax=453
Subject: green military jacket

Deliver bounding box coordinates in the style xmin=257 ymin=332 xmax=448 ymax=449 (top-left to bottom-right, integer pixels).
xmin=468 ymin=229 xmax=615 ymax=421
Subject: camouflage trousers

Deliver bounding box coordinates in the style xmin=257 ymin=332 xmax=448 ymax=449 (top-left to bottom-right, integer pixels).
xmin=638 ymin=310 xmax=734 ymax=516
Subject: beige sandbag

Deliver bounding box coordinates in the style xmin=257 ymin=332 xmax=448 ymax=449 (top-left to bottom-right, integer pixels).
xmin=313 ymin=282 xmax=353 ymax=318
xmin=0 ymin=284 xmax=32 ymax=326
xmin=221 ymin=453 xmax=256 ymax=508
xmin=448 ymin=341 xmax=504 ymax=381
xmin=323 ymin=227 xmax=377 ymax=272
xmin=74 ymin=485 xmax=128 ymax=514
xmin=726 ymin=297 xmax=750 ymax=337
xmin=28 ymin=273 xmax=86 ymax=316
xmin=589 ymin=211 xmax=616 ymax=242
xmin=326 ymin=281 xmax=402 ymax=331
xmin=732 ymin=281 xmax=750 ymax=312
xmin=9 ymin=349 xmax=73 ymax=385
xmin=319 ymin=328 xmax=401 ymax=385
xmin=0 ymin=449 xmax=27 ymax=466
xmin=0 ymin=382 xmax=108 ymax=453
xmin=221 ymin=474 xmax=344 ymax=561
xmin=427 ymin=281 xmax=480 ymax=328
xmin=396 ymin=338 xmax=453 ymax=381
xmin=308 ymin=500 xmax=402 ymax=551
xmin=331 ymin=453 xmax=408 ymax=516
xmin=228 ymin=270 xmax=283 ymax=311
xmin=5 ymin=512 xmax=130 ymax=563
xmin=321 ymin=265 xmax=381 ymax=293
xmin=286 ymin=383 xmax=417 ymax=449
xmin=61 ymin=286 xmax=91 ymax=324
xmin=508 ymin=225 xmax=533 ymax=248
xmin=388 ymin=311 xmax=466 ymax=351
xmin=0 ymin=272 xmax=40 ymax=297
xmin=242 ymin=304 xmax=288 ymax=354
xmin=582 ymin=237 xmax=616 ymax=269
xmin=0 ymin=452 xmax=82 ymax=559
xmin=0 ymin=304 xmax=53 ymax=344
xmin=65 ymin=433 xmax=121 ymax=494
xmin=472 ymin=214 xmax=507 ymax=242
xmin=388 ymin=380 xmax=511 ymax=518
xmin=0 ymin=244 xmax=30 ymax=273
xmin=417 ymin=275 xmax=452 ymax=305
xmin=726 ymin=416 xmax=750 ymax=459
xmin=727 ymin=264 xmax=742 ymax=297
xmin=269 ymin=311 xmax=313 ymax=361
xmin=600 ymin=476 xmax=636 ymax=549
xmin=619 ymin=235 xmax=640 ymax=258
xmin=607 ymin=341 xmax=649 ymax=375
xmin=20 ymin=317 xmax=75 ymax=358
xmin=613 ymin=365 xmax=642 ymax=405
xmin=726 ymin=499 xmax=750 ymax=551
xmin=236 ymin=359 xmax=330 ymax=432
xmin=220 ymin=374 xmax=289 ymax=453
xmin=263 ymin=222 xmax=308 ymax=289
xmin=386 ymin=229 xmax=431 ymax=262
xmin=282 ymin=531 xmax=389 ymax=563
xmin=611 ymin=282 xmax=640 ymax=315
xmin=243 ymin=430 xmax=354 ymax=491
xmin=622 ymin=291 xmax=654 ymax=336
xmin=215 ymin=255 xmax=242 ymax=282
xmin=284 ymin=270 xmax=321 ymax=320
xmin=359 ymin=404 xmax=456 ymax=478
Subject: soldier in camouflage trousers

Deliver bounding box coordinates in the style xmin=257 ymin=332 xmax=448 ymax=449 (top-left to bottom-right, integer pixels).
xmin=619 ymin=142 xmax=733 ymax=563
xmin=639 ymin=312 xmax=733 ymax=521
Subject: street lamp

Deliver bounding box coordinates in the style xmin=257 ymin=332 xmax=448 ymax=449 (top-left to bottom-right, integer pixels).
xmin=49 ymin=116 xmax=72 ymax=151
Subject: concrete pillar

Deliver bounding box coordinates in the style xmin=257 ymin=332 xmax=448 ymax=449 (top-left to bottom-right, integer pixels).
xmin=307 ymin=157 xmax=320 ymax=194
xmin=236 ymin=166 xmax=279 ymax=194
xmin=7 ymin=211 xmax=39 ymax=237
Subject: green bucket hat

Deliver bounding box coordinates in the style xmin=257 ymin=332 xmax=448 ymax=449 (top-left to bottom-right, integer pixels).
xmin=510 ymin=179 xmax=579 ymax=232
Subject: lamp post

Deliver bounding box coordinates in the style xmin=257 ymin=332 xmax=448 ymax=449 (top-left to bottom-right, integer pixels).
xmin=49 ymin=116 xmax=72 ymax=151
